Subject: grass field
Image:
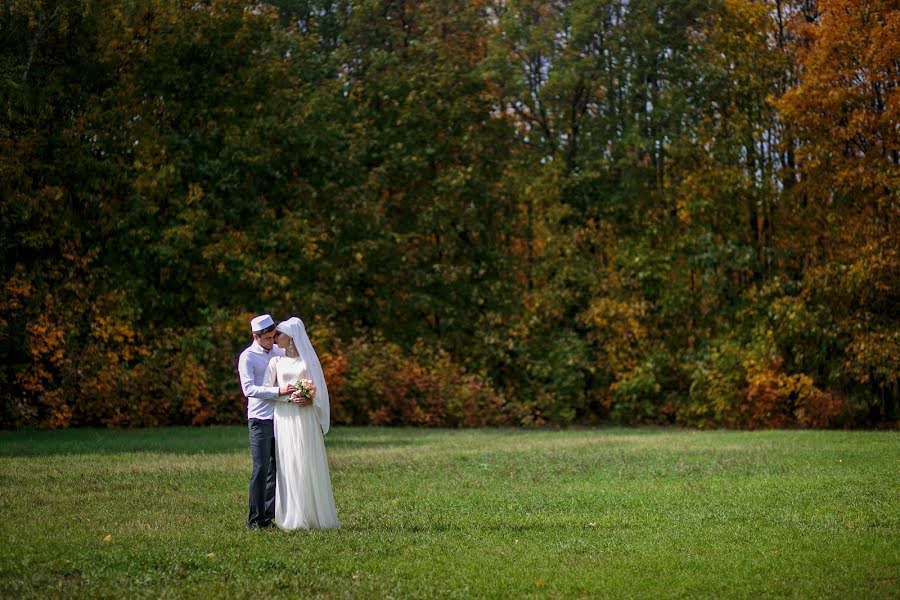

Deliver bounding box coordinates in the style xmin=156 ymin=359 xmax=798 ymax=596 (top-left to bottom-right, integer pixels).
xmin=0 ymin=426 xmax=897 ymax=598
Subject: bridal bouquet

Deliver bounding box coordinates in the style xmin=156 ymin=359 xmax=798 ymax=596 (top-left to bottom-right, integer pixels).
xmin=295 ymin=378 xmax=315 ymax=403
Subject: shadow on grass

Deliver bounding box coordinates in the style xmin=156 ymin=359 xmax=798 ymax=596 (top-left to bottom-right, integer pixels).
xmin=0 ymin=426 xmax=429 ymax=457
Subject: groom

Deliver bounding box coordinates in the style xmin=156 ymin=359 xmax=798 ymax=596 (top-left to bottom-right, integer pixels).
xmin=237 ymin=313 xmax=297 ymax=529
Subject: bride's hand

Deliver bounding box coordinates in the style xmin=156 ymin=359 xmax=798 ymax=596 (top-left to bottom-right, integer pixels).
xmin=279 ymin=384 xmax=297 ymax=396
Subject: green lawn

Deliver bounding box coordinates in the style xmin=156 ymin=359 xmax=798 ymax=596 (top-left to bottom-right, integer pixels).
xmin=0 ymin=427 xmax=897 ymax=598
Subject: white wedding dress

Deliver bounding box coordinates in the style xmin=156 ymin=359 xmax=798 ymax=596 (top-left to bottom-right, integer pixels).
xmin=264 ymin=353 xmax=340 ymax=530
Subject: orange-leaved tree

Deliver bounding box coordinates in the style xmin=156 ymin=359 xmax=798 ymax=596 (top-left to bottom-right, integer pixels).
xmin=776 ymin=0 xmax=899 ymax=420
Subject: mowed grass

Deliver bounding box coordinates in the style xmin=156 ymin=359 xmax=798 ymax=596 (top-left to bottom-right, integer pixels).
xmin=0 ymin=427 xmax=897 ymax=598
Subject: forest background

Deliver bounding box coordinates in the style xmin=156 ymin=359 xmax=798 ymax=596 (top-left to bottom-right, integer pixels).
xmin=1 ymin=0 xmax=897 ymax=430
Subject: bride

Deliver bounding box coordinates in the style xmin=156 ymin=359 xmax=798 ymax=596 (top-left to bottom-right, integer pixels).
xmin=262 ymin=317 xmax=340 ymax=530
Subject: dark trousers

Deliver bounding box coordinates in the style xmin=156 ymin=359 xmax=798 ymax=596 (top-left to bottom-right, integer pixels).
xmin=248 ymin=418 xmax=276 ymax=526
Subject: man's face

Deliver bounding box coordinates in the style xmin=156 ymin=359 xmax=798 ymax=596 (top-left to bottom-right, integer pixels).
xmin=256 ymin=330 xmax=276 ymax=350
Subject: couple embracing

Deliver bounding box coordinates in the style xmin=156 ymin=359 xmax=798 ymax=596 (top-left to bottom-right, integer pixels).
xmin=237 ymin=314 xmax=340 ymax=531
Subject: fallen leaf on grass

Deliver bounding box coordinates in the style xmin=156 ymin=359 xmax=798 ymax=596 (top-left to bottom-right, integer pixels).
xmin=103 ymin=534 xmax=112 ymax=542
xmin=536 ymin=578 xmax=545 ymax=588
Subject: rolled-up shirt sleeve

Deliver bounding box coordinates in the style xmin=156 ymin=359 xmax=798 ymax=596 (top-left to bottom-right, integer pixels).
xmin=239 ymin=352 xmax=279 ymax=400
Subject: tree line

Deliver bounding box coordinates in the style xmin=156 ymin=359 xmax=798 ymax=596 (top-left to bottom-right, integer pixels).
xmin=1 ymin=0 xmax=897 ymax=429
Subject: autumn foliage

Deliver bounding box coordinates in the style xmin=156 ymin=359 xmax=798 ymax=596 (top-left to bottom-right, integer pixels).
xmin=1 ymin=0 xmax=897 ymax=429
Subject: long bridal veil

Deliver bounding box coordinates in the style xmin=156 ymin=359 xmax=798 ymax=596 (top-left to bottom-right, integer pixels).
xmin=275 ymin=317 xmax=330 ymax=434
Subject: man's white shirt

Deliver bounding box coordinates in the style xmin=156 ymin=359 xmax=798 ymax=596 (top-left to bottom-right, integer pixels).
xmin=238 ymin=340 xmax=286 ymax=420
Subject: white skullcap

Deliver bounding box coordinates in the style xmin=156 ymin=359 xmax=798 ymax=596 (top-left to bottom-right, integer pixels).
xmin=250 ymin=314 xmax=275 ymax=333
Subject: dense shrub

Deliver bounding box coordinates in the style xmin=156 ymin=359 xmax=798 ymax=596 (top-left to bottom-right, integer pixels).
xmin=322 ymin=335 xmax=507 ymax=428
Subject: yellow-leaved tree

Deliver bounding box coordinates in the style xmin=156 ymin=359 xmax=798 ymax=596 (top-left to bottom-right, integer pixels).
xmin=777 ymin=0 xmax=899 ymax=420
